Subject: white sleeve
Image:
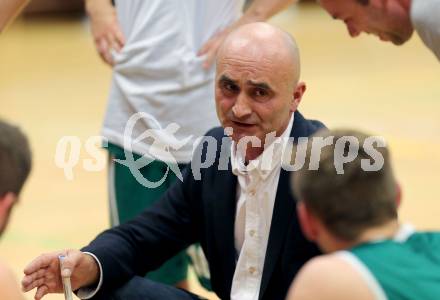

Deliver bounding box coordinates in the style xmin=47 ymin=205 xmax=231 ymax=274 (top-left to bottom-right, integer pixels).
xmin=76 ymin=252 xmax=104 ymax=299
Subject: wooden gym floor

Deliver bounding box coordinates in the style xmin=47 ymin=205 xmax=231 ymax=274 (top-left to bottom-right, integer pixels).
xmin=0 ymin=3 xmax=439 ymax=300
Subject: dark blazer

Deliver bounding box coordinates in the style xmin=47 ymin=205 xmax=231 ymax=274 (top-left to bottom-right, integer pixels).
xmin=83 ymin=111 xmax=325 ymax=300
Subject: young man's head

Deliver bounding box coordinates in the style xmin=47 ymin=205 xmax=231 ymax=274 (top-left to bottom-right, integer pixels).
xmin=0 ymin=119 xmax=31 ymax=237
xmin=292 ymin=129 xmax=400 ymax=252
xmin=318 ymin=0 xmax=413 ymax=45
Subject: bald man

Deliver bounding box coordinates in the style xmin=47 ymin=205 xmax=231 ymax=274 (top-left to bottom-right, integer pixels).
xmin=318 ymin=0 xmax=440 ymax=61
xmin=22 ymin=23 xmax=325 ymax=300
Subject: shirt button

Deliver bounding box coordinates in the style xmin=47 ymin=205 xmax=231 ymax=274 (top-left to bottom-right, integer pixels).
xmin=249 ymin=230 xmax=256 ymax=237
xmin=249 ymin=189 xmax=256 ymax=196
xmin=248 ymin=266 xmax=256 ymax=275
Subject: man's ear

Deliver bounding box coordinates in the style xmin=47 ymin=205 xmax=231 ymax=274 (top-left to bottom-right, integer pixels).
xmin=395 ymin=183 xmax=402 ymax=208
xmin=291 ymin=82 xmax=306 ymax=112
xmin=0 ymin=192 xmax=16 ymax=216
xmin=297 ymin=202 xmax=318 ymax=241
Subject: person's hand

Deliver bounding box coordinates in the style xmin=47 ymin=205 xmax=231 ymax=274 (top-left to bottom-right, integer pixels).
xmin=21 ymin=249 xmax=99 ymax=300
xmin=87 ymin=0 xmax=125 ymax=65
xmin=198 ymin=27 xmax=232 ymax=70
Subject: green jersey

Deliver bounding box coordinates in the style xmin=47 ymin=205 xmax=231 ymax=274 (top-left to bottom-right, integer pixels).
xmin=337 ymin=225 xmax=440 ymax=300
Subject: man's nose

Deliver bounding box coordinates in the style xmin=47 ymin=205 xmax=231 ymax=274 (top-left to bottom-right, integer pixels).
xmin=232 ymin=94 xmax=252 ymax=119
xmin=346 ymin=22 xmax=361 ymax=38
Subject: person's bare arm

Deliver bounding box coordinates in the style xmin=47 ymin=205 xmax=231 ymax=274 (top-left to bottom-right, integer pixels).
xmin=85 ymin=0 xmax=125 ymax=65
xmin=286 ymin=255 xmax=376 ymax=300
xmin=0 ymin=0 xmax=29 ymax=32
xmin=0 ymin=260 xmax=25 ymax=300
xmin=198 ymin=0 xmax=296 ymax=69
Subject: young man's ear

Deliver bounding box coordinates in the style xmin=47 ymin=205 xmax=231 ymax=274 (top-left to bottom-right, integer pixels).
xmin=291 ymin=82 xmax=306 ymax=112
xmin=395 ymin=183 xmax=402 ymax=208
xmin=0 ymin=192 xmax=16 ymax=216
xmin=297 ymin=201 xmax=318 ymax=242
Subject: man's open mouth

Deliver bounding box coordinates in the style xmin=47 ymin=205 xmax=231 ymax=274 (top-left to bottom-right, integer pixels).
xmin=232 ymin=121 xmax=255 ymax=128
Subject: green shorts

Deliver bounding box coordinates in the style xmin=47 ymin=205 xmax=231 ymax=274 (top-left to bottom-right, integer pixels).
xmin=107 ymin=143 xmax=188 ymax=285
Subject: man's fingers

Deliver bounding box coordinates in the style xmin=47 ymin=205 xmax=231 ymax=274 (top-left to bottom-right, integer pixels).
xmin=97 ymin=38 xmax=113 ymax=65
xmin=197 ymin=44 xmax=208 ymax=56
xmin=107 ymin=32 xmax=122 ymax=53
xmin=199 ymin=33 xmax=226 ymax=69
xmin=28 ymin=278 xmax=45 ymax=292
xmin=22 ymin=268 xmax=47 ymax=289
xmin=34 ymin=285 xmax=49 ymax=300
xmin=103 ymin=49 xmax=114 ymax=65
xmin=198 ymin=33 xmax=219 ymax=56
xmin=198 ymin=40 xmax=216 ymax=69
xmin=24 ymin=253 xmax=57 ymax=275
xmin=98 ymin=38 xmax=108 ymax=58
xmin=203 ymin=51 xmax=216 ymax=70
xmin=198 ymin=40 xmax=212 ymax=56
xmin=22 ymin=277 xmax=45 ymax=293
xmin=101 ymin=38 xmax=114 ymax=65
xmin=111 ymin=41 xmax=122 ymax=52
xmin=113 ymin=27 xmax=126 ymax=51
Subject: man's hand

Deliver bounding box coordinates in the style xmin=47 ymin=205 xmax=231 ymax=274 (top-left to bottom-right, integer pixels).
xmin=21 ymin=249 xmax=99 ymax=300
xmin=197 ymin=0 xmax=295 ymax=70
xmin=198 ymin=27 xmax=232 ymax=70
xmin=86 ymin=0 xmax=125 ymax=65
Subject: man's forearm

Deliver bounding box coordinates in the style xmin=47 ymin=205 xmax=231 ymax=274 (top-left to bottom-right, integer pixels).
xmin=85 ymin=0 xmax=113 ymax=16
xmin=238 ymin=0 xmax=297 ymax=26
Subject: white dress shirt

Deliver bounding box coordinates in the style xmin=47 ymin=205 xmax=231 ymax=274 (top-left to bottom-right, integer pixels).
xmin=230 ymin=114 xmax=294 ymax=300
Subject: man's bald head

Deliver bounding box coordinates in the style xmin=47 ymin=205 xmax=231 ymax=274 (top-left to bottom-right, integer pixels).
xmin=215 ymin=23 xmax=307 ymax=159
xmin=217 ymin=22 xmax=301 ymax=86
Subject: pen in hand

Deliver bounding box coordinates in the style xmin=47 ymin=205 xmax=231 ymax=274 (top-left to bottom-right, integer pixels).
xmin=59 ymin=255 xmax=74 ymax=300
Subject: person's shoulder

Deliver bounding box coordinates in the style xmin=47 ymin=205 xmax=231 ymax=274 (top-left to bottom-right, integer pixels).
xmin=302 ymin=113 xmax=326 ymax=133
xmin=203 ymin=126 xmax=225 ymax=140
xmin=410 ymin=0 xmax=440 ymax=31
xmin=0 ymin=260 xmax=24 ymax=300
xmin=294 ymin=111 xmax=326 ymax=137
xmin=286 ymin=254 xmax=375 ymax=300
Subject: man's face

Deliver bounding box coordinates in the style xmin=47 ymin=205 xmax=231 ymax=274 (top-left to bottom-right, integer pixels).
xmin=215 ymin=47 xmax=301 ymax=145
xmin=319 ymin=0 xmax=413 ymax=45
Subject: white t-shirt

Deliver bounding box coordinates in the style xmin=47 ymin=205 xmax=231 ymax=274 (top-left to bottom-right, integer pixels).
xmin=410 ymin=0 xmax=440 ymax=61
xmin=102 ymin=0 xmax=244 ymax=162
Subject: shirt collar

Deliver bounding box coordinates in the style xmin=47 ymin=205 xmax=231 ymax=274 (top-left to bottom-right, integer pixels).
xmin=393 ymin=223 xmax=415 ymax=242
xmin=231 ymin=113 xmax=294 ymax=180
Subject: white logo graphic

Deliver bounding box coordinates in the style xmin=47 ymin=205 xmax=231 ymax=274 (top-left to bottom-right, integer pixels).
xmin=115 ymin=112 xmax=192 ymax=188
